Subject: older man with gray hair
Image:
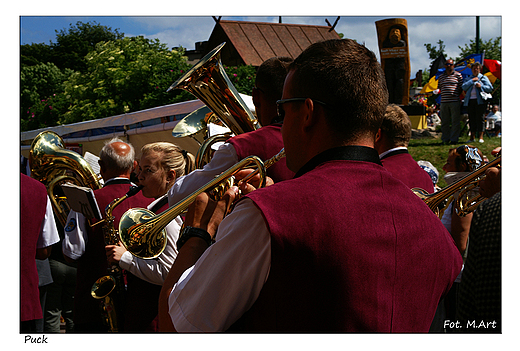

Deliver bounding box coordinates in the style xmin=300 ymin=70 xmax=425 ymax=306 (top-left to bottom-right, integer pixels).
xmin=62 ymin=138 xmax=152 ymax=332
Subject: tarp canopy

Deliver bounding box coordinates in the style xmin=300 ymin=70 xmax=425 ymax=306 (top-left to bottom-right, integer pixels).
xmin=21 ymin=99 xmax=204 ymax=143
xmin=21 ymin=94 xmax=255 ymax=145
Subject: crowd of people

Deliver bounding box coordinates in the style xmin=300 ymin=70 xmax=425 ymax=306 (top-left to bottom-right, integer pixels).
xmin=21 ymin=38 xmax=501 ymax=334
xmin=428 ymin=59 xmax=500 ymax=144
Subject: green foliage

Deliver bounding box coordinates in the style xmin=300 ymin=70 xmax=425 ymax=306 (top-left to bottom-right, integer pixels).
xmin=51 ymin=21 xmax=125 ymax=72
xmin=21 ymin=42 xmax=54 ymax=66
xmin=223 ymin=64 xmax=257 ymax=95
xmin=59 ymin=36 xmax=192 ymax=124
xmin=424 ymin=40 xmax=446 ymax=60
xmin=20 ymin=62 xmax=73 ymax=131
xmin=21 ymin=21 xmax=124 ymax=73
xmin=457 ymin=37 xmax=501 ymax=61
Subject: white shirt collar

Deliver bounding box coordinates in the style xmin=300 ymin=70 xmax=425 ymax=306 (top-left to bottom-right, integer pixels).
xmin=379 ymin=146 xmax=408 ymax=159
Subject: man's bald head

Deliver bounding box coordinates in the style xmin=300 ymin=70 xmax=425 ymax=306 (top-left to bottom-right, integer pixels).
xmin=98 ymin=138 xmax=137 ymax=180
xmin=110 ymin=141 xmax=132 ymax=157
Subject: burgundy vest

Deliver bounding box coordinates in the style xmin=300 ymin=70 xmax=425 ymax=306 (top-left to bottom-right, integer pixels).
xmin=73 ymin=181 xmax=152 ymax=327
xmin=381 ymin=150 xmax=435 ymax=193
xmin=232 ymin=154 xmax=461 ymax=332
xmin=227 ymin=124 xmax=295 ymax=183
xmin=20 ymin=173 xmax=48 ymax=321
xmin=123 ymin=196 xmax=169 ymax=332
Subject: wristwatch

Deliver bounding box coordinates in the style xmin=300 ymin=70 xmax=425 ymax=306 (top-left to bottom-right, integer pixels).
xmin=176 ymin=226 xmax=214 ymax=250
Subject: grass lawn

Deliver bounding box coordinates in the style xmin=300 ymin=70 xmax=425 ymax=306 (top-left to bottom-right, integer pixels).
xmin=408 ymin=134 xmax=502 ymax=188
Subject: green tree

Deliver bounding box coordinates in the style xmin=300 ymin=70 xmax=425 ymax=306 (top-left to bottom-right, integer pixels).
xmin=224 ymin=64 xmax=257 ymax=95
xmin=60 ymin=36 xmax=192 ymax=124
xmin=457 ymin=37 xmax=501 ymax=61
xmin=20 ymin=62 xmax=73 ymax=131
xmin=51 ymin=21 xmax=124 ymax=72
xmin=21 ymin=21 xmax=124 ymax=72
xmin=21 ymin=42 xmax=54 ymax=66
xmin=424 ymin=40 xmax=446 ymax=60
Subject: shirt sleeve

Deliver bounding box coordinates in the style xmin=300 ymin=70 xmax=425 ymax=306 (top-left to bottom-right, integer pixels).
xmin=168 ymin=198 xmax=271 ymax=332
xmin=36 ymin=195 xmax=61 ymax=249
xmin=119 ymin=216 xmax=182 ymax=285
xmin=62 ymin=209 xmax=89 ymax=260
xmin=167 ymin=143 xmax=238 ymax=206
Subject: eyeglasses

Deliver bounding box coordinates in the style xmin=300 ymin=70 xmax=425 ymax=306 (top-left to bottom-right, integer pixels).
xmin=276 ymin=98 xmax=329 ymax=119
xmin=445 ymin=63 xmax=454 ymax=67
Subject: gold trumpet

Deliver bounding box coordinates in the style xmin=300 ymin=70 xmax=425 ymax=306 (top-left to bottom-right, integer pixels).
xmin=413 ymin=156 xmax=500 ymax=218
xmin=119 ymin=149 xmax=286 ymax=259
xmin=29 ymin=131 xmax=102 ymax=226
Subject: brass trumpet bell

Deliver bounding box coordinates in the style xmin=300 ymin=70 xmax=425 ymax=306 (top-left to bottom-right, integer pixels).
xmin=118 ymin=208 xmax=168 ymax=259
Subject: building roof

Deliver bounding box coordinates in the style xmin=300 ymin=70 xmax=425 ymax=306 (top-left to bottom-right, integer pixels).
xmin=205 ymin=20 xmax=341 ymax=67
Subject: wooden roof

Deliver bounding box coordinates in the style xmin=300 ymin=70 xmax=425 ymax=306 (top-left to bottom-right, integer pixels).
xmin=205 ymin=20 xmax=341 ymax=67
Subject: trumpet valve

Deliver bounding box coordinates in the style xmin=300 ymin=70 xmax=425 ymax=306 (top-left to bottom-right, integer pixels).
xmin=208 ymin=176 xmax=236 ymax=201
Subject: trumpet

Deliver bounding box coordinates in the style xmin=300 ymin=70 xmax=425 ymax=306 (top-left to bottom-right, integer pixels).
xmin=413 ymin=156 xmax=500 ymax=218
xmin=119 ymin=149 xmax=286 ymax=259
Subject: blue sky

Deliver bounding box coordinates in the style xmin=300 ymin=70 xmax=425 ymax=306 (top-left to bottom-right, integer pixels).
xmin=19 ymin=15 xmax=502 ymax=79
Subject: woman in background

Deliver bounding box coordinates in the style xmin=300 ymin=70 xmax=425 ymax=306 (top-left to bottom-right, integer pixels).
xmin=462 ymin=62 xmax=493 ymax=143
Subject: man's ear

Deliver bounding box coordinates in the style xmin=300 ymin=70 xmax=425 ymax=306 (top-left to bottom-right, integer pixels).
xmin=132 ymin=160 xmax=138 ymax=172
xmin=375 ymin=128 xmax=382 ymax=143
xmin=302 ymin=98 xmax=320 ymax=131
xmin=98 ymin=160 xmax=106 ymax=174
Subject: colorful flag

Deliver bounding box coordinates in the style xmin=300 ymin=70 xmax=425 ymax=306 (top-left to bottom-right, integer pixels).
xmin=484 ymin=59 xmax=501 ymax=80
xmin=420 ymin=76 xmax=438 ymax=94
xmin=435 ymin=53 xmax=484 ymax=80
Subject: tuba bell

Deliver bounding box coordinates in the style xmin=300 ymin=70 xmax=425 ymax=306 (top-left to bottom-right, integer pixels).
xmin=168 ymin=42 xmax=260 ymax=167
xmin=29 ymin=131 xmax=102 ymax=226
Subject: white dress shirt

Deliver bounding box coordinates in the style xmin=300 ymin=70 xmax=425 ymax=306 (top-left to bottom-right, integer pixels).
xmin=119 ymin=195 xmax=182 ymax=285
xmin=38 ymin=195 xmax=60 ymax=249
xmin=168 ymin=198 xmax=271 ymax=331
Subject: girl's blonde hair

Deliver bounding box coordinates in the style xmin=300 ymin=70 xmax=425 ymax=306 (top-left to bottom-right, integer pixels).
xmin=140 ymin=142 xmax=195 ymax=180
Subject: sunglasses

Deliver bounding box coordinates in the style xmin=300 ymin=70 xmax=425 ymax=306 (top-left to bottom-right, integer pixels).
xmin=276 ymin=98 xmax=329 ymax=119
xmin=445 ymin=63 xmax=454 ymax=66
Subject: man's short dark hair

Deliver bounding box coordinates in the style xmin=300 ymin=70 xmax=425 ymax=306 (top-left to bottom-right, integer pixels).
xmin=381 ymin=104 xmax=412 ymax=147
xmin=288 ymin=39 xmax=388 ymax=142
xmin=255 ymin=56 xmax=293 ymax=102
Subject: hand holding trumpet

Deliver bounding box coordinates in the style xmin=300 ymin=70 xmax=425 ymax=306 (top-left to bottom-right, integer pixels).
xmin=185 ymin=169 xmax=274 ymax=238
xmin=478 ymin=147 xmax=501 ymax=199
